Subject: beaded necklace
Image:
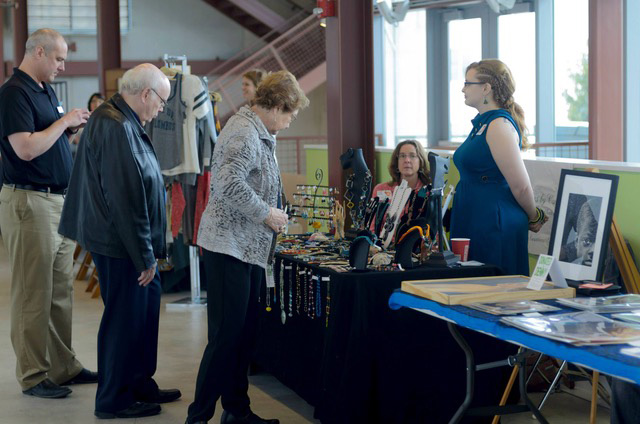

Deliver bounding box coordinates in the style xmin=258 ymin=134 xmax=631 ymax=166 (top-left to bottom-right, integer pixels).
xmin=303 ymin=268 xmax=309 ymax=315
xmin=315 ymin=276 xmax=323 ymax=318
xmin=308 ymin=271 xmax=315 ymax=319
xmin=280 ymin=262 xmax=288 ymax=324
xmin=287 ymin=265 xmax=293 ymax=318
xmin=296 ymin=268 xmax=303 ymax=315
xmin=325 ymin=277 xmax=331 ymax=328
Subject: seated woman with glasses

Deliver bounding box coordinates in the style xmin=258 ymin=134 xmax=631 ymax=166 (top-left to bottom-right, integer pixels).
xmin=372 ymin=139 xmax=431 ymax=200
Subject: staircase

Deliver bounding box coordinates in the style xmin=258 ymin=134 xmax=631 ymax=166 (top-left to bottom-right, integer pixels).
xmin=207 ymin=13 xmax=326 ymax=121
xmin=202 ymin=0 xmax=288 ymax=38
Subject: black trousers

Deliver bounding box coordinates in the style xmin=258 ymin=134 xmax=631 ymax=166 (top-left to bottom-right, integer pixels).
xmin=187 ymin=251 xmax=263 ymax=423
xmin=92 ymin=252 xmax=161 ymax=413
xmin=610 ymin=377 xmax=640 ymax=424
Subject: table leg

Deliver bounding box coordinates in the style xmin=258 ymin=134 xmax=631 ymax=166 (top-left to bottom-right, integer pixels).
xmin=447 ymin=321 xmax=475 ymax=424
xmin=447 ymin=323 xmax=550 ymax=424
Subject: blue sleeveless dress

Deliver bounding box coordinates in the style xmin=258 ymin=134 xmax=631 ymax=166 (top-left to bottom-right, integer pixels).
xmin=450 ymin=109 xmax=529 ymax=275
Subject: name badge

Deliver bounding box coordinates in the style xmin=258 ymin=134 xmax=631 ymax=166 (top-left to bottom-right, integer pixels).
xmin=57 ymin=105 xmax=64 ymax=114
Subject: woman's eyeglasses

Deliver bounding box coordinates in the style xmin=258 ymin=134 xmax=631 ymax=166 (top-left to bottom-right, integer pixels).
xmin=463 ymin=81 xmax=486 ymax=86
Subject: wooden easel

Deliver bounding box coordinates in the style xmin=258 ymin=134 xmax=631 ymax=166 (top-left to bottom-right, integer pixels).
xmin=493 ymin=167 xmax=637 ymax=424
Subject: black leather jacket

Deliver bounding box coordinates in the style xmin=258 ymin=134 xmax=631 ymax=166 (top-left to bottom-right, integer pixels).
xmin=59 ymin=93 xmax=167 ymax=272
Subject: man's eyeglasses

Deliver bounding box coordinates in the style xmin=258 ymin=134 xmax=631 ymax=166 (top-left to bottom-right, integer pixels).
xmin=150 ymin=88 xmax=168 ymax=108
xmin=463 ymin=81 xmax=486 ymax=86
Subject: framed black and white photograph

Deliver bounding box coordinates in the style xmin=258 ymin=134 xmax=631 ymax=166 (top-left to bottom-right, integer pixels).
xmin=548 ymin=170 xmax=619 ymax=282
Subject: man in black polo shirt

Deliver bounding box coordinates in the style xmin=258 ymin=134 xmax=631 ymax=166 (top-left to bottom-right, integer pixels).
xmin=0 ymin=28 xmax=97 ymax=399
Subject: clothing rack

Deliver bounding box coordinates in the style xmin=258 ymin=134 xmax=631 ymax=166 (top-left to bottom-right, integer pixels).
xmin=162 ymin=54 xmax=207 ymax=309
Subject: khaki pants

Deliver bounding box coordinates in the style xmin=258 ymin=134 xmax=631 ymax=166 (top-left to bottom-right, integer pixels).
xmin=0 ymin=186 xmax=83 ymax=390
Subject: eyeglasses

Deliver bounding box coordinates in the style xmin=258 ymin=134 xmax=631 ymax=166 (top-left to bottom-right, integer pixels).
xmin=463 ymin=81 xmax=486 ymax=86
xmin=398 ymin=153 xmax=418 ymax=160
xmin=149 ymin=88 xmax=168 ymax=108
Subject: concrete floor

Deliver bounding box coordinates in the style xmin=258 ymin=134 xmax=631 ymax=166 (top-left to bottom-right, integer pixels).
xmin=0 ymin=239 xmax=612 ymax=423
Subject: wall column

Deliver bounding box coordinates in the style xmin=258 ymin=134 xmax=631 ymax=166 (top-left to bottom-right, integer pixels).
xmin=97 ymin=0 xmax=121 ymax=95
xmin=589 ymin=0 xmax=623 ymax=160
xmin=325 ymin=1 xmax=375 ymax=189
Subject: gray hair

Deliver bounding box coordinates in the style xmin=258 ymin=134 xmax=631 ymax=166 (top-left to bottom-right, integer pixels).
xmin=25 ymin=28 xmax=64 ymax=55
xmin=119 ymin=64 xmax=168 ymax=95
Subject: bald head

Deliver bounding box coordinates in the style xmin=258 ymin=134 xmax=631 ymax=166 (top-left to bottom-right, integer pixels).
xmin=119 ymin=64 xmax=170 ymax=125
xmin=120 ymin=64 xmax=169 ymax=96
xmin=25 ymin=28 xmax=65 ymax=56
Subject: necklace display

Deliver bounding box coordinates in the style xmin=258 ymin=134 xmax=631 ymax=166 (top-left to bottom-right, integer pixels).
xmin=344 ymin=171 xmax=373 ymax=230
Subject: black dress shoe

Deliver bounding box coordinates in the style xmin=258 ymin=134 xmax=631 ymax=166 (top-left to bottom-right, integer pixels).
xmin=220 ymin=410 xmax=279 ymax=424
xmin=137 ymin=388 xmax=181 ymax=404
xmin=185 ymin=419 xmax=207 ymax=424
xmin=61 ymin=368 xmax=98 ymax=385
xmin=94 ymin=402 xmax=161 ymax=419
xmin=22 ymin=378 xmax=72 ymax=399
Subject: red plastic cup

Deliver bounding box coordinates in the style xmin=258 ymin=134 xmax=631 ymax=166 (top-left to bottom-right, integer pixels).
xmin=451 ymin=238 xmax=470 ymax=262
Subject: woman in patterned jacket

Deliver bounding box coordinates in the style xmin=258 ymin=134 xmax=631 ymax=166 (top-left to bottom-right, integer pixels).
xmin=186 ymin=71 xmax=309 ymax=424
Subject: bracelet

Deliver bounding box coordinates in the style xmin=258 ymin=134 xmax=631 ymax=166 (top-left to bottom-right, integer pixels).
xmin=397 ymin=225 xmax=430 ymax=245
xmin=528 ymin=207 xmax=545 ymax=225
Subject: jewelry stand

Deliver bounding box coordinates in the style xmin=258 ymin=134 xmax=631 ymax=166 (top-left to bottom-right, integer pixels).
xmin=341 ymin=148 xmax=372 ymax=235
xmin=290 ymin=168 xmax=339 ymax=233
xmin=394 ymin=229 xmax=423 ymax=269
xmin=424 ymin=152 xmax=458 ymax=267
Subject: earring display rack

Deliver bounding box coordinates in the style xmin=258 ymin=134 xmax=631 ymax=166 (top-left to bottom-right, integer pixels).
xmin=290 ymin=169 xmax=339 ymax=229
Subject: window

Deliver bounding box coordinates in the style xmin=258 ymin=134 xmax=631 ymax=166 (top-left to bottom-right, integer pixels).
xmin=498 ymin=12 xmax=536 ymax=142
xmin=28 ymin=0 xmax=130 ymax=35
xmin=448 ymin=18 xmax=481 ymax=141
xmin=554 ymin=0 xmax=589 ymax=158
xmin=381 ymin=9 xmax=428 ymax=147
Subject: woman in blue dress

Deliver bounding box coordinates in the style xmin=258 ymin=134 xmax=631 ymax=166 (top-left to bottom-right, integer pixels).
xmin=450 ymin=59 xmax=547 ymax=275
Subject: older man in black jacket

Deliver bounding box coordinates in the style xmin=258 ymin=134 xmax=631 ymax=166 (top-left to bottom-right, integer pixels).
xmin=59 ymin=63 xmax=180 ymax=420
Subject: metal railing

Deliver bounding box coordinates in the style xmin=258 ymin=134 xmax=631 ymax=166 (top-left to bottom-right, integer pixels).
xmin=206 ymin=10 xmax=309 ymax=78
xmin=207 ymin=14 xmax=326 ymax=121
xmin=530 ymin=141 xmax=589 ymax=159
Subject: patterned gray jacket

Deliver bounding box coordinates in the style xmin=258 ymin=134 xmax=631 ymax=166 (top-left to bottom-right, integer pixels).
xmin=197 ymin=106 xmax=280 ymax=268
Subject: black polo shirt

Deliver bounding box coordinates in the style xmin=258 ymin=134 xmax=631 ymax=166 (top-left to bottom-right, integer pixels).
xmin=0 ymin=68 xmax=72 ymax=191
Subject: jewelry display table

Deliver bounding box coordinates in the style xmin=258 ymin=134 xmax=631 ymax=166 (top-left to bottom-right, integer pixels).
xmin=253 ymin=257 xmax=511 ymax=423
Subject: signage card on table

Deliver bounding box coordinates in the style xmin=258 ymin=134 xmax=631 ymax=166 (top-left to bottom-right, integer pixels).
xmin=528 ymin=254 xmax=568 ymax=290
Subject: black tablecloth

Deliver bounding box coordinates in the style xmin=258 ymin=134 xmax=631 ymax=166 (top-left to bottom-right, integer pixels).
xmin=253 ymin=258 xmax=517 ymax=424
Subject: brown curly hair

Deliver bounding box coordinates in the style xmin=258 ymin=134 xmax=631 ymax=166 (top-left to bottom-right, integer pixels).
xmin=253 ymin=70 xmax=310 ymax=113
xmin=387 ymin=140 xmax=431 ymax=186
xmin=466 ymin=59 xmax=529 ymax=149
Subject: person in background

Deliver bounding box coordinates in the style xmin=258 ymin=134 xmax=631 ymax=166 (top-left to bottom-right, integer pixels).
xmin=59 ymin=64 xmax=181 ymax=419
xmin=0 ymin=28 xmax=96 ymax=400
xmin=68 ymin=92 xmax=104 ymax=159
xmin=241 ymin=68 xmax=267 ymax=104
xmin=186 ymin=70 xmax=309 ymax=424
xmin=450 ymin=59 xmax=548 ymax=275
xmin=371 ymin=139 xmax=431 ymax=199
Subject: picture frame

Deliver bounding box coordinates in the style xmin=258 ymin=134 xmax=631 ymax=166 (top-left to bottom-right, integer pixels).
xmin=547 ymin=170 xmax=619 ymax=282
